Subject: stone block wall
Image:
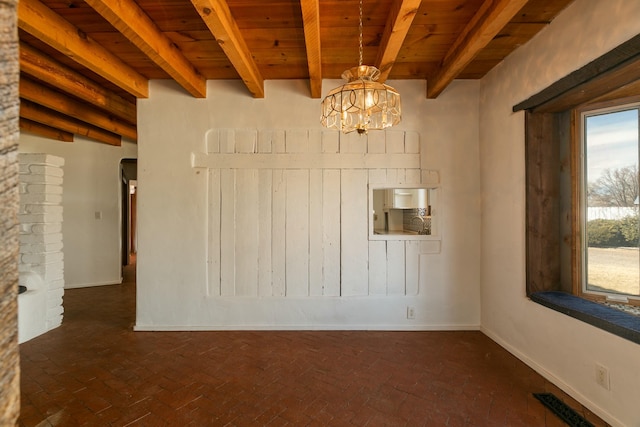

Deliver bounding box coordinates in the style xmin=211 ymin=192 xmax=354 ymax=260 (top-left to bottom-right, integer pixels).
xmin=18 ymin=153 xmax=65 ymax=332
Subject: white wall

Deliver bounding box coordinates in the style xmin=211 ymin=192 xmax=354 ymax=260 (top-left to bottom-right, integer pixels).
xmin=479 ymin=1 xmax=640 ymax=425
xmin=136 ymin=78 xmax=481 ymax=330
xmin=19 ymin=134 xmax=137 ymax=288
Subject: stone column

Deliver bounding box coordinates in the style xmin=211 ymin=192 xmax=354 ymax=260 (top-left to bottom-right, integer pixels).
xmin=0 ymin=0 xmax=21 ymax=424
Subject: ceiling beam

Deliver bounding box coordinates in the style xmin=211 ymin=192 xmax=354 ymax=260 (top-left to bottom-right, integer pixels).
xmin=85 ymin=0 xmax=207 ymax=98
xmin=300 ymin=0 xmax=322 ymax=98
xmin=19 ymin=118 xmax=73 ymax=143
xmin=20 ymin=77 xmax=137 ymax=141
xmin=20 ymin=43 xmax=137 ymax=125
xmin=427 ymin=0 xmax=529 ymax=98
xmin=18 ymin=0 xmax=149 ymax=98
xmin=375 ymin=0 xmax=421 ymax=83
xmin=190 ymin=0 xmax=264 ymax=98
xmin=20 ymin=100 xmax=122 ymax=146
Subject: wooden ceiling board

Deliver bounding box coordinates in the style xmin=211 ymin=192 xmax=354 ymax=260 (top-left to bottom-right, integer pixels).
xmin=17 ymin=0 xmax=576 ymax=143
xmin=411 ymin=0 xmax=484 ymax=25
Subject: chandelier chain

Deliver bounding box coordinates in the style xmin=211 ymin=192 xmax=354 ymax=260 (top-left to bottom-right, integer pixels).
xmin=358 ymin=0 xmax=363 ymax=66
xmin=320 ymin=0 xmax=401 ymax=134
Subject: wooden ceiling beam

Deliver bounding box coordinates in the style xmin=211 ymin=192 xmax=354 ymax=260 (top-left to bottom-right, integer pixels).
xmin=427 ymin=0 xmax=529 ymax=98
xmin=85 ymin=0 xmax=207 ymax=98
xmin=18 ymin=0 xmax=149 ymax=98
xmin=20 ymin=43 xmax=137 ymax=125
xmin=19 ymin=118 xmax=73 ymax=143
xmin=20 ymin=100 xmax=122 ymax=146
xmin=300 ymin=0 xmax=322 ymax=98
xmin=375 ymin=0 xmax=421 ymax=83
xmin=190 ymin=0 xmax=264 ymax=98
xmin=20 ymin=77 xmax=137 ymax=141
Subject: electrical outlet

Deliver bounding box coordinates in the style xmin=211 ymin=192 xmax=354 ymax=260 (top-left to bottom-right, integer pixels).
xmin=406 ymin=306 xmax=415 ymax=320
xmin=595 ymin=364 xmax=610 ymax=390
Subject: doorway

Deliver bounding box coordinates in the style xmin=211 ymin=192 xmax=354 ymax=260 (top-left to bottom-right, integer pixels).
xmin=121 ymin=159 xmax=137 ymax=267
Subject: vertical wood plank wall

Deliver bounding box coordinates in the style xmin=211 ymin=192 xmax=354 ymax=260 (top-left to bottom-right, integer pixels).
xmin=200 ymin=129 xmax=437 ymax=298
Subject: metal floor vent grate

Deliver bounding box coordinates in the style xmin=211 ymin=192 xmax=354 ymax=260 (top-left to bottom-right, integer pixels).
xmin=533 ymin=393 xmax=594 ymax=427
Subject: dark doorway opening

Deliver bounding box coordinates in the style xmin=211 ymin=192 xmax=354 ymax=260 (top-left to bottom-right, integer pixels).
xmin=121 ymin=159 xmax=137 ymax=267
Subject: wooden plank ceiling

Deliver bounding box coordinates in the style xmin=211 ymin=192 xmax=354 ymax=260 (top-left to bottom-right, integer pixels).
xmin=17 ymin=0 xmax=574 ymax=146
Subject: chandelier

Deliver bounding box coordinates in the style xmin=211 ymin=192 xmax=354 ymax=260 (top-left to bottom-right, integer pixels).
xmin=320 ymin=0 xmax=401 ymax=134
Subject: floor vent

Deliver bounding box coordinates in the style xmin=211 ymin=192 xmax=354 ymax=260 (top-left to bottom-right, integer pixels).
xmin=533 ymin=393 xmax=594 ymax=427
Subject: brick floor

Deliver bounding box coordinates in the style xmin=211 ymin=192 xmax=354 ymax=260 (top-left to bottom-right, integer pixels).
xmin=18 ymin=264 xmax=609 ymax=426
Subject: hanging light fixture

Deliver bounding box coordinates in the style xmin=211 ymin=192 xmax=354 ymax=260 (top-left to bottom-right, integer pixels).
xmin=321 ymin=0 xmax=401 ymax=134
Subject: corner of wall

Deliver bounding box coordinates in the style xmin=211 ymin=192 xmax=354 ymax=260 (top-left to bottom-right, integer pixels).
xmin=18 ymin=153 xmax=65 ymax=342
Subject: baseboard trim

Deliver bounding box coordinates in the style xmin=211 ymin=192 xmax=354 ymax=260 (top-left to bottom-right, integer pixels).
xmin=480 ymin=326 xmax=622 ymax=427
xmin=134 ymin=323 xmax=481 ymax=332
xmin=65 ymin=277 xmax=123 ymax=289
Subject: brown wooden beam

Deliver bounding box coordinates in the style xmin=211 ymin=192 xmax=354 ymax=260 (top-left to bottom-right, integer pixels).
xmin=18 ymin=0 xmax=149 ymax=98
xmin=85 ymin=0 xmax=207 ymax=98
xmin=20 ymin=77 xmax=137 ymax=141
xmin=19 ymin=118 xmax=73 ymax=142
xmin=20 ymin=42 xmax=136 ymax=124
xmin=525 ymin=111 xmax=561 ymax=294
xmin=300 ymin=0 xmax=322 ymax=98
xmin=427 ymin=0 xmax=528 ymax=98
xmin=517 ymin=37 xmax=640 ymax=112
xmin=20 ymin=99 xmax=122 ymax=146
xmin=376 ymin=0 xmax=421 ymax=83
xmin=191 ymin=0 xmax=264 ymax=98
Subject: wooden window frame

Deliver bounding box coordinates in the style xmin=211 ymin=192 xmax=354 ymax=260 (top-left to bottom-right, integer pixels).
xmin=573 ymin=97 xmax=640 ymax=306
xmin=516 ymin=33 xmax=640 ymax=301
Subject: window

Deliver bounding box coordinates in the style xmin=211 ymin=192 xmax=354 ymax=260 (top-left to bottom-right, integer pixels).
xmin=368 ymin=186 xmax=440 ymax=240
xmin=581 ymin=103 xmax=640 ymax=304
xmin=517 ymin=35 xmax=640 ymax=341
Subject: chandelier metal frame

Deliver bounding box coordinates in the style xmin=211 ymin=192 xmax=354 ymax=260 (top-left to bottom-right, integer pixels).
xmin=320 ymin=0 xmax=402 ymax=134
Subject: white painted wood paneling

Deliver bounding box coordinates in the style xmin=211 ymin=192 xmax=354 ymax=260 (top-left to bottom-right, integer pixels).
xmin=405 ymin=241 xmax=421 ymax=296
xmin=286 ymin=130 xmax=309 ymax=153
xmin=322 ymin=169 xmax=341 ymax=296
xmin=258 ymin=169 xmax=273 ymax=297
xmin=386 ymin=131 xmax=405 ymax=153
xmin=386 ymin=169 xmax=398 ymax=185
xmin=308 ymin=130 xmax=322 ymax=153
xmin=386 ymin=240 xmax=405 ymax=295
xmin=368 ymin=240 xmax=387 ymax=295
xmin=322 ymin=131 xmax=339 ymax=153
xmin=285 ymin=169 xmax=310 ymax=296
xmin=271 ymin=169 xmax=286 ymax=296
xmin=367 ymin=132 xmax=385 ymax=154
xmin=206 ymin=129 xmax=220 ymax=153
xmin=309 ymin=169 xmax=323 ymax=296
xmin=368 ymin=169 xmax=386 ymax=185
xmin=405 ymin=131 xmax=420 ymax=154
xmin=257 ymin=130 xmax=272 ymax=153
xmin=219 ymin=129 xmax=235 ymax=154
xmin=340 ymin=132 xmax=367 ymax=154
xmin=396 ymin=169 xmax=407 ymax=184
xmin=235 ymin=130 xmax=256 ymax=153
xmin=341 ymin=169 xmax=369 ymax=296
xmin=200 ymin=129 xmax=428 ymax=300
xmin=207 ymin=169 xmax=221 ymax=296
xmin=191 ymin=152 xmax=420 ymax=170
xmin=234 ymin=169 xmax=259 ymax=296
xmin=220 ymin=169 xmax=236 ymax=296
xmin=406 ymin=169 xmax=421 ymax=185
xmin=272 ymin=129 xmax=286 ymax=153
